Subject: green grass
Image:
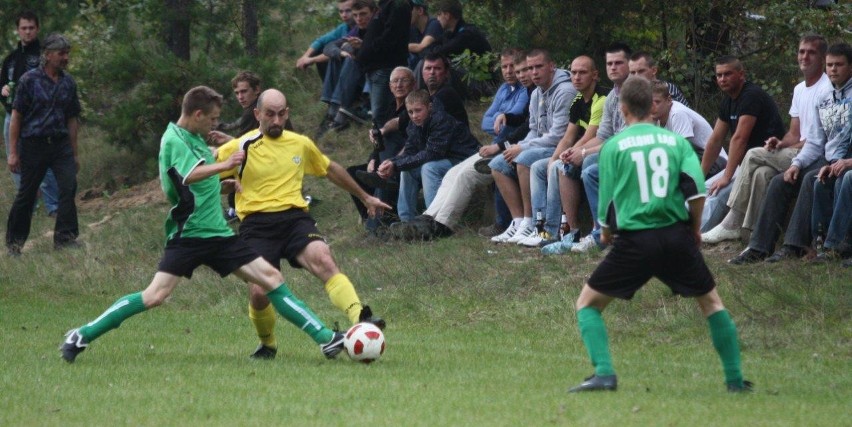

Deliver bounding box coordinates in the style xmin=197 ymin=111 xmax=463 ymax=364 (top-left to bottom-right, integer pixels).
xmin=1 ymin=158 xmax=850 ymax=426
xmin=1 ymin=32 xmax=850 ymax=423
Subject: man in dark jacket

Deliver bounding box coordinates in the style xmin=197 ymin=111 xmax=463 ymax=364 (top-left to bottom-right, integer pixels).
xmin=1 ymin=10 xmax=58 ymax=216
xmin=6 ymin=34 xmax=82 ymax=255
xmin=377 ymin=89 xmax=478 ymax=221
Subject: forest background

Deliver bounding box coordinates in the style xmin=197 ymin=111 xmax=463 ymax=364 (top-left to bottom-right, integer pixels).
xmin=0 ymin=0 xmax=848 ymax=190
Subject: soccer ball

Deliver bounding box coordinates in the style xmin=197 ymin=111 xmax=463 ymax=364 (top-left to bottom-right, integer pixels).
xmin=344 ymin=322 xmax=385 ymax=363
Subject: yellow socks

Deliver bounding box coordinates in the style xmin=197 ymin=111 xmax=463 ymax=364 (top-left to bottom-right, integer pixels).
xmin=248 ymin=303 xmax=277 ymax=348
xmin=325 ymin=273 xmax=362 ymax=324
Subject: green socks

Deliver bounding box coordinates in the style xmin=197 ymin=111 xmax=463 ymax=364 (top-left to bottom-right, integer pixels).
xmin=267 ymin=284 xmax=333 ymax=345
xmin=577 ymin=307 xmax=615 ymax=376
xmin=78 ymin=292 xmax=147 ymax=342
xmin=707 ymin=310 xmax=744 ymax=387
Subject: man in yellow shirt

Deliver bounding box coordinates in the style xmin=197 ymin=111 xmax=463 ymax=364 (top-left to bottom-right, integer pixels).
xmin=217 ymin=89 xmax=390 ymax=359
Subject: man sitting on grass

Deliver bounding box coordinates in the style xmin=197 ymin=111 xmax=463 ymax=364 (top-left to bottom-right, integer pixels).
xmin=568 ymin=77 xmax=751 ymax=393
xmin=377 ymin=89 xmax=478 ymax=223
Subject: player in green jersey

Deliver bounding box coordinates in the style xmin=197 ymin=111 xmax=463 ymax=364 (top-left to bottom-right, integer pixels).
xmin=568 ymin=76 xmax=751 ymax=393
xmin=59 ymin=86 xmax=345 ymax=363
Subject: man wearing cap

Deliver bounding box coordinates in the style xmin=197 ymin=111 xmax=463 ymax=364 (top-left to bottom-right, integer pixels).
xmin=6 ymin=33 xmax=82 ymax=255
xmin=1 ymin=10 xmax=59 ymax=217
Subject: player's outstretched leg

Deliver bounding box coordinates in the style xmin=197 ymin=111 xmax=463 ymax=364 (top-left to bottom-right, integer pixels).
xmin=325 ymin=272 xmax=386 ymax=330
xmin=60 ymin=292 xmax=147 ymax=363
xmin=266 ymin=284 xmax=344 ymax=358
xmin=299 ymin=241 xmax=386 ymax=330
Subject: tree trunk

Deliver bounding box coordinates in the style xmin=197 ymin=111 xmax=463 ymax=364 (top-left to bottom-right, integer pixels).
xmin=164 ymin=0 xmax=191 ymax=60
xmin=242 ymin=0 xmax=259 ymax=57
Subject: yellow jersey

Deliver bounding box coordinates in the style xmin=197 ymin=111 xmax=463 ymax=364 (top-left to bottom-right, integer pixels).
xmin=217 ymin=130 xmax=331 ymax=220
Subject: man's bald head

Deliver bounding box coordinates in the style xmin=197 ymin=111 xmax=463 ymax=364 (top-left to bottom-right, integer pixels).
xmin=255 ymin=89 xmax=290 ymax=138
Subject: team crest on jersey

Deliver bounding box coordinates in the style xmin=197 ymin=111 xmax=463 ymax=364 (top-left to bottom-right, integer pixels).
xmin=292 ymin=155 xmax=302 ymax=165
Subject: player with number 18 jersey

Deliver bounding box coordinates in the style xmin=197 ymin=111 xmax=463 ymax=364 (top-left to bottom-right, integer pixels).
xmin=597 ymin=123 xmax=706 ymax=232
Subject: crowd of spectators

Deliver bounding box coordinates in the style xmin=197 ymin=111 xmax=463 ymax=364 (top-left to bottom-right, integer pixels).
xmin=291 ymin=1 xmax=851 ymax=268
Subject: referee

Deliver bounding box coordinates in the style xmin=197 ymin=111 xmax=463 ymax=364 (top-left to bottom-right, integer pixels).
xmin=568 ymin=76 xmax=751 ymax=393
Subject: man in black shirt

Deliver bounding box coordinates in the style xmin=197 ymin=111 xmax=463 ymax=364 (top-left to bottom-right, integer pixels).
xmin=422 ymin=53 xmax=468 ymax=126
xmin=698 ymin=55 xmax=784 ymax=233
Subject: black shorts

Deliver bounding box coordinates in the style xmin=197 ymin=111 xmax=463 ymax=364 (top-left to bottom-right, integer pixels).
xmin=239 ymin=210 xmax=326 ymax=270
xmin=157 ymin=236 xmax=260 ymax=279
xmin=588 ymin=222 xmax=715 ymax=300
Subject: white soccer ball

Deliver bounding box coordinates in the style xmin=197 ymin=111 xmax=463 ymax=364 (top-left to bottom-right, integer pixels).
xmin=344 ymin=322 xmax=385 ymax=363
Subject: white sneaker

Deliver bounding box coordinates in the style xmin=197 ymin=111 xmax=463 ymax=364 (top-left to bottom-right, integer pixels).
xmin=507 ymin=225 xmax=537 ymax=244
xmin=701 ymin=224 xmax=739 ymax=243
xmin=517 ymin=233 xmax=545 ymax=247
xmin=491 ymin=223 xmax=519 ymax=243
xmin=571 ymin=234 xmax=600 ymax=253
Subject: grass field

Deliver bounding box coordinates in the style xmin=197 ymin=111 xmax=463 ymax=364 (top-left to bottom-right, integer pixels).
xmin=1 ymin=136 xmax=850 ymax=426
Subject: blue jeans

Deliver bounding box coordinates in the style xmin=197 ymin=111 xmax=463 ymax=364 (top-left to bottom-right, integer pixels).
xmin=493 ymin=185 xmax=511 ymax=228
xmin=397 ymin=159 xmax=457 ymax=221
xmin=321 ymin=57 xmax=364 ymax=108
xmin=4 ymin=113 xmax=59 ymax=214
xmin=580 ymin=154 xmax=601 ymax=230
xmin=812 ymin=168 xmax=852 ymax=251
xmin=367 ymin=68 xmax=393 ymax=128
xmin=530 ymin=157 xmax=562 ymax=236
xmin=488 ymin=146 xmax=554 ymax=177
xmin=484 ymin=124 xmax=518 ymax=142
xmin=701 ymin=183 xmax=732 ymax=232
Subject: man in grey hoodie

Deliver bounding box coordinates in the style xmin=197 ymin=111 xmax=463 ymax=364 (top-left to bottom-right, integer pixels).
xmin=489 ymin=49 xmax=576 ymax=243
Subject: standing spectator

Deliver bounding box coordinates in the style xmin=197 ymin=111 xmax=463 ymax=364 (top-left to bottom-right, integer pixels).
xmin=6 ymin=34 xmax=81 ymax=256
xmin=356 ymin=0 xmax=412 ymax=130
xmin=1 ymin=10 xmax=58 ymax=217
xmin=214 ymin=71 xmax=261 ymax=138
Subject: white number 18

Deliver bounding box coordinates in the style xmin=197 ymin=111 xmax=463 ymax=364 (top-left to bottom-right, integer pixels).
xmin=630 ymin=148 xmax=669 ymax=203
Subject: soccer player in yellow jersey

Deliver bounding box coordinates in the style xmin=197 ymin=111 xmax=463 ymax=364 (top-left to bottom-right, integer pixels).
xmin=216 ymin=89 xmax=390 ymax=359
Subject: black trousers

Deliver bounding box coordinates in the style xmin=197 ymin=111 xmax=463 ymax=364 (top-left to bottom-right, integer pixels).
xmin=6 ymin=137 xmax=79 ymax=247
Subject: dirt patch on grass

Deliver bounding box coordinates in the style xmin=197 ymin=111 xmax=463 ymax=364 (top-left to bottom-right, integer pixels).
xmin=78 ymin=178 xmax=165 ymax=212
